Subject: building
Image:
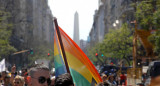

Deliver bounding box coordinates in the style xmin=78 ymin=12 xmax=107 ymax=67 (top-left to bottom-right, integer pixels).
xmin=80 ymin=40 xmax=87 ymax=53
xmin=0 ymin=0 xmax=54 ymax=67
xmin=88 ymin=0 xmax=135 ymax=48
xmin=89 ymin=3 xmax=105 ymax=47
xmin=73 ymin=12 xmax=80 ymax=46
xmin=104 ymin=0 xmax=134 ymax=34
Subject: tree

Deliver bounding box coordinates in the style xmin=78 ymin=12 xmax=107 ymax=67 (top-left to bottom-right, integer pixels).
xmin=27 ymin=44 xmax=54 ymax=67
xmin=87 ymin=24 xmax=133 ymax=66
xmin=136 ymin=0 xmax=160 ymax=57
xmin=101 ymin=24 xmax=133 ymax=65
xmin=136 ymin=0 xmax=160 ymax=29
xmin=0 ymin=10 xmax=16 ymax=59
xmin=148 ymin=31 xmax=160 ymax=57
xmin=86 ymin=43 xmax=103 ymax=65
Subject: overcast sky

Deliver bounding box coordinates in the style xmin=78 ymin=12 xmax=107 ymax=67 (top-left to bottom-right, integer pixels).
xmin=48 ymin=0 xmax=98 ymax=40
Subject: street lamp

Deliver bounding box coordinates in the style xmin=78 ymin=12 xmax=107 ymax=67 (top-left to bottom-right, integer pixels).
xmin=113 ymin=20 xmax=119 ymax=28
xmin=113 ymin=23 xmax=116 ymax=27
xmin=116 ymin=20 xmax=119 ymax=24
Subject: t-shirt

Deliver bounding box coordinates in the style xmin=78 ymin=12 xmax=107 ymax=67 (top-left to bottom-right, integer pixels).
xmin=120 ymin=74 xmax=126 ymax=80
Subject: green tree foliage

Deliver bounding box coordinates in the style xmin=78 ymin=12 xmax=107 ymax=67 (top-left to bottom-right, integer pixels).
xmin=136 ymin=0 xmax=160 ymax=29
xmin=148 ymin=31 xmax=160 ymax=57
xmin=0 ymin=10 xmax=16 ymax=59
xmin=87 ymin=43 xmax=103 ymax=64
xmin=102 ymin=24 xmax=133 ymax=63
xmin=27 ymin=44 xmax=54 ymax=67
xmin=87 ymin=24 xmax=133 ymax=65
xmin=136 ymin=0 xmax=160 ymax=57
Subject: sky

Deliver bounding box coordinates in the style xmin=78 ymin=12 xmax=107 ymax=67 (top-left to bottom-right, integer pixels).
xmin=48 ymin=0 xmax=98 ymax=40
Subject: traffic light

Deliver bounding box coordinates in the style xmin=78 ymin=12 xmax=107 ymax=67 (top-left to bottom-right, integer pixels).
xmin=30 ymin=48 xmax=33 ymax=55
xmin=48 ymin=53 xmax=50 ymax=56
xmin=95 ymin=53 xmax=98 ymax=57
xmin=136 ymin=59 xmax=142 ymax=67
xmin=101 ymin=54 xmax=104 ymax=57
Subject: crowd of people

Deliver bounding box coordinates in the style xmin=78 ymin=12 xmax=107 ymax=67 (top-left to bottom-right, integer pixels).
xmin=97 ymin=70 xmax=127 ymax=86
xmin=0 ymin=64 xmax=74 ymax=86
xmin=0 ymin=64 xmax=128 ymax=86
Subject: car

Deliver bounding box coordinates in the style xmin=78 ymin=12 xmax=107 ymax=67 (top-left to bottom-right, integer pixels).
xmin=146 ymin=61 xmax=160 ymax=77
xmin=144 ymin=61 xmax=160 ymax=86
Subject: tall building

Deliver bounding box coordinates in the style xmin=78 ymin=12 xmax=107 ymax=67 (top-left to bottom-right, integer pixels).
xmin=0 ymin=0 xmax=54 ymax=67
xmin=80 ymin=40 xmax=87 ymax=51
xmin=88 ymin=0 xmax=135 ymax=47
xmin=73 ymin=12 xmax=80 ymax=46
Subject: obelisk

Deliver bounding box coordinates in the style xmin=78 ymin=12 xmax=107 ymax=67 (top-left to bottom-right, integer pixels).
xmin=73 ymin=12 xmax=80 ymax=46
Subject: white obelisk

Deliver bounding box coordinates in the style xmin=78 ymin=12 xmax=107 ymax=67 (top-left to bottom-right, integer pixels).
xmin=73 ymin=12 xmax=80 ymax=46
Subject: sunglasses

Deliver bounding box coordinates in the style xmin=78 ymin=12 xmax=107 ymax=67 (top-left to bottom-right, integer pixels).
xmin=14 ymin=82 xmax=20 ymax=84
xmin=32 ymin=76 xmax=51 ymax=85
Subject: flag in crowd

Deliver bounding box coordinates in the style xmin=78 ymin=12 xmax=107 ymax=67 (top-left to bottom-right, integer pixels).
xmin=54 ymin=20 xmax=102 ymax=86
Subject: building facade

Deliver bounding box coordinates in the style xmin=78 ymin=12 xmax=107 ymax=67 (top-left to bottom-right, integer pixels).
xmin=80 ymin=40 xmax=87 ymax=53
xmin=0 ymin=0 xmax=54 ymax=68
xmin=88 ymin=0 xmax=135 ymax=47
xmin=89 ymin=3 xmax=105 ymax=47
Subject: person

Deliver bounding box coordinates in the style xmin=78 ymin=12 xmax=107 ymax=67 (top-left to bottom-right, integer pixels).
xmin=13 ymin=75 xmax=25 ymax=86
xmin=10 ymin=64 xmax=17 ymax=85
xmin=21 ymin=68 xmax=28 ymax=77
xmin=54 ymin=73 xmax=74 ymax=86
xmin=23 ymin=72 xmax=28 ymax=86
xmin=28 ymin=64 xmax=51 ymax=86
xmin=101 ymin=74 xmax=108 ymax=82
xmin=1 ymin=71 xmax=7 ymax=85
xmin=120 ymin=72 xmax=126 ymax=85
xmin=4 ymin=74 xmax=12 ymax=86
xmin=108 ymin=74 xmax=117 ymax=86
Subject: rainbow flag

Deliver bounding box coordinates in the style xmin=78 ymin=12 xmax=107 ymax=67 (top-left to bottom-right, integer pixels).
xmin=54 ymin=24 xmax=102 ymax=86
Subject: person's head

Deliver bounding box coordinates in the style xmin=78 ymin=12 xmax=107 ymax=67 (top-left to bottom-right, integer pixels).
xmin=108 ymin=75 xmax=114 ymax=82
xmin=54 ymin=73 xmax=74 ymax=86
xmin=2 ymin=71 xmax=6 ymax=79
xmin=28 ymin=64 xmax=51 ymax=86
xmin=4 ymin=75 xmax=11 ymax=85
xmin=13 ymin=75 xmax=25 ymax=86
xmin=101 ymin=74 xmax=107 ymax=81
xmin=22 ymin=68 xmax=28 ymax=76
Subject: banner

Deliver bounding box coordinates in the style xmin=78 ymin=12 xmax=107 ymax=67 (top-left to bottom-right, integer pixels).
xmin=0 ymin=59 xmax=5 ymax=72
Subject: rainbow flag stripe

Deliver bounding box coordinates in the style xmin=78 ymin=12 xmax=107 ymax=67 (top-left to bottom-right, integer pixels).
xmin=54 ymin=26 xmax=102 ymax=86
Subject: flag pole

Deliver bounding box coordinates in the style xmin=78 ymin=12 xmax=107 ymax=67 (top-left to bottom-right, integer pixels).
xmin=54 ymin=18 xmax=70 ymax=73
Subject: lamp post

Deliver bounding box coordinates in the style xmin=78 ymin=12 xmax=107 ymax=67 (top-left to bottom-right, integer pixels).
xmin=113 ymin=20 xmax=120 ymax=29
